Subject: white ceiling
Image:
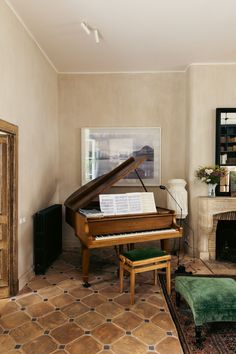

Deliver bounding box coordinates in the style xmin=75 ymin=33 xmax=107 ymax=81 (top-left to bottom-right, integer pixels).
xmin=6 ymin=0 xmax=236 ymax=73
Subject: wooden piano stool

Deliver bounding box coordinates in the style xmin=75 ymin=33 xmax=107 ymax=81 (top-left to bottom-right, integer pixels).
xmin=119 ymin=248 xmax=171 ymax=305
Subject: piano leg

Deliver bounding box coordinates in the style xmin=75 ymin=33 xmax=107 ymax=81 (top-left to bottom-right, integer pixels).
xmin=81 ymin=245 xmax=91 ymax=287
xmin=161 ymin=239 xmax=172 ymax=253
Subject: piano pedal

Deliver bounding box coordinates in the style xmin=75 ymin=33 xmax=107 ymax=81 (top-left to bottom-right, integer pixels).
xmin=83 ymin=282 xmax=91 ymax=288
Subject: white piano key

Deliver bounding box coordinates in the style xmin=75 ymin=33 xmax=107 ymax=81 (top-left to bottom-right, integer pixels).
xmin=94 ymin=228 xmax=178 ymax=241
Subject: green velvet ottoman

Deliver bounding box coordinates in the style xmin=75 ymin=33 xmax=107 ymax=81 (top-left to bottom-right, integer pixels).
xmin=175 ymin=276 xmax=236 ymax=347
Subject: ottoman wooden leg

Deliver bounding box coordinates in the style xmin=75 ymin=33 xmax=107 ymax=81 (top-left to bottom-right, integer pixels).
xmin=195 ymin=325 xmax=203 ymax=348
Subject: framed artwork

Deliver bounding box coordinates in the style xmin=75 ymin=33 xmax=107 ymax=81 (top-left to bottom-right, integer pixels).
xmin=81 ymin=127 xmax=161 ymax=186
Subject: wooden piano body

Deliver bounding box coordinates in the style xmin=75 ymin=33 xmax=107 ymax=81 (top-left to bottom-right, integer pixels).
xmin=64 ymin=156 xmax=182 ymax=285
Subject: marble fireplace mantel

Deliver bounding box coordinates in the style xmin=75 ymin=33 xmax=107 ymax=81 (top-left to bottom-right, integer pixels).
xmin=198 ymin=196 xmax=236 ymax=260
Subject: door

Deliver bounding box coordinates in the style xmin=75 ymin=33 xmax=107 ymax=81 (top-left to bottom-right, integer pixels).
xmin=0 ymin=134 xmax=10 ymax=298
xmin=0 ymin=119 xmax=18 ymax=299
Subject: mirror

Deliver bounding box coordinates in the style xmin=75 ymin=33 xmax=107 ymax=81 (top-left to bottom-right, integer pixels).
xmin=216 ymin=108 xmax=236 ymax=196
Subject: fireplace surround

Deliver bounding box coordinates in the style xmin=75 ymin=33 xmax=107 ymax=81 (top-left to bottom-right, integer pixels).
xmin=198 ymin=197 xmax=236 ymax=260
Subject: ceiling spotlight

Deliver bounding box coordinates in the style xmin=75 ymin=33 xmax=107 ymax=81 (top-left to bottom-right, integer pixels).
xmin=81 ymin=21 xmax=91 ymax=35
xmin=94 ymin=29 xmax=100 ymax=43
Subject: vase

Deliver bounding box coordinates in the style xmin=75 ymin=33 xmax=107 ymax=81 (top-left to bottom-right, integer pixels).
xmin=167 ymin=179 xmax=188 ymax=218
xmin=208 ymin=183 xmax=217 ymax=197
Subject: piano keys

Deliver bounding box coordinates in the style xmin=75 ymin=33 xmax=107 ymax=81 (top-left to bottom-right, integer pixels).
xmin=95 ymin=228 xmax=180 ymax=242
xmin=64 ymin=155 xmax=182 ymax=286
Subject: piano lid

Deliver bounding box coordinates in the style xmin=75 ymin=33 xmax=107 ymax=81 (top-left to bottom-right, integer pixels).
xmin=64 ymin=155 xmax=147 ymax=211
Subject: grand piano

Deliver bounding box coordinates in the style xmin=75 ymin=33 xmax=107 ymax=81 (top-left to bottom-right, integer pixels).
xmin=64 ymin=155 xmax=182 ymax=286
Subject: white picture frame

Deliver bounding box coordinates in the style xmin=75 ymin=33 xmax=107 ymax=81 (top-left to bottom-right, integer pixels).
xmin=81 ymin=127 xmax=161 ymax=186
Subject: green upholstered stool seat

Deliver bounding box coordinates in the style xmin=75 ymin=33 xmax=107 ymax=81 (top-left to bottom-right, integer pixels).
xmin=122 ymin=248 xmax=166 ymax=261
xmin=175 ymin=276 xmax=236 ymax=347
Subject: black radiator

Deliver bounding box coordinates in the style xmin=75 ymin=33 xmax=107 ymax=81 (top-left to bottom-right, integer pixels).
xmin=33 ymin=204 xmax=62 ymax=274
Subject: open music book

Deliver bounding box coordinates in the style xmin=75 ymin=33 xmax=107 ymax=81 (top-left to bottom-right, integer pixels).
xmin=99 ymin=192 xmax=156 ymax=215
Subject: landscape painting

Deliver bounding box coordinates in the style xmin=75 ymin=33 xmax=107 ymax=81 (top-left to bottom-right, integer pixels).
xmin=81 ymin=127 xmax=161 ymax=186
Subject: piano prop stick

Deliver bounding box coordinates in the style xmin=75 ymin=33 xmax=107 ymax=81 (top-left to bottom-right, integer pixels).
xmin=64 ymin=156 xmax=183 ymax=287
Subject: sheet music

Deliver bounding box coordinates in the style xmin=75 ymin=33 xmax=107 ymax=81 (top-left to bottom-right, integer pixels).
xmin=98 ymin=195 xmax=116 ymax=215
xmin=140 ymin=192 xmax=156 ymax=212
xmin=99 ymin=192 xmax=156 ymax=215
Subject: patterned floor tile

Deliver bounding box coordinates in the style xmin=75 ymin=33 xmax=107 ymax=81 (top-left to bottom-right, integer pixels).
xmin=22 ymin=334 xmax=57 ymax=354
xmin=61 ymin=301 xmax=89 ymax=318
xmin=69 ymin=286 xmax=93 ymax=298
xmin=75 ymin=311 xmax=105 ymax=330
xmin=66 ymin=335 xmax=102 ymax=354
xmin=91 ymin=323 xmax=124 ymax=344
xmin=147 ymin=293 xmax=167 ymax=308
xmin=151 ymin=312 xmax=176 ymax=332
xmin=44 ymin=273 xmax=69 ymax=284
xmin=96 ymin=301 xmax=123 ymax=318
xmin=64 ymin=269 xmax=82 ymax=279
xmin=81 ymin=293 xmax=106 ymax=307
xmin=90 ymin=280 xmax=113 ymax=291
xmin=0 ymin=300 xmax=20 ymax=317
xmin=133 ymin=322 xmax=166 ymax=345
xmin=50 ymin=322 xmax=83 ymax=344
xmin=16 ymin=293 xmax=42 ymax=307
xmin=156 ymin=336 xmax=183 ymax=354
xmin=0 ymin=311 xmax=31 ymax=330
xmin=27 ymin=302 xmax=54 ymax=318
xmin=0 ymin=334 xmax=16 ymax=352
xmin=49 ymin=293 xmax=74 ymax=308
xmin=131 ymin=302 xmax=160 ymax=319
xmin=111 ymin=336 xmax=147 ymax=354
xmin=114 ymin=293 xmax=133 ymax=307
xmin=27 ymin=278 xmax=51 ymax=290
xmin=113 ymin=312 xmax=143 ymax=331
xmin=37 ymin=311 xmax=67 ymax=330
xmin=56 ymin=278 xmax=82 ymax=290
xmin=38 ymin=286 xmax=63 ymax=299
xmin=9 ymin=321 xmax=43 ymax=344
xmin=99 ymin=285 xmax=121 ymax=298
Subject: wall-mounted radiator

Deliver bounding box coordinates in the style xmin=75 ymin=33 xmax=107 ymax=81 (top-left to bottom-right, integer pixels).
xmin=33 ymin=204 xmax=62 ymax=274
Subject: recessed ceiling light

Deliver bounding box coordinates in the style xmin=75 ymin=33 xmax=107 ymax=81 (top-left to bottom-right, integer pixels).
xmin=94 ymin=29 xmax=100 ymax=44
xmin=81 ymin=21 xmax=91 ymax=35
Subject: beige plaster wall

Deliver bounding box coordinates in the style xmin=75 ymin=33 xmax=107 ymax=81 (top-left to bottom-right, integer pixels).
xmin=0 ymin=2 xmax=59 ymax=288
xmin=186 ymin=64 xmax=236 ymax=255
xmin=58 ymin=73 xmax=186 ymax=246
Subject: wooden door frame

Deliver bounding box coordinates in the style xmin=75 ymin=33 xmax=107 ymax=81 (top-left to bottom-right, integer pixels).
xmin=0 ymin=119 xmax=18 ymax=295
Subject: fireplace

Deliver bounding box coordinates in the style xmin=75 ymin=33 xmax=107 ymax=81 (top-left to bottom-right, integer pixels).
xmin=198 ymin=197 xmax=236 ymax=260
xmin=216 ymin=220 xmax=236 ymax=262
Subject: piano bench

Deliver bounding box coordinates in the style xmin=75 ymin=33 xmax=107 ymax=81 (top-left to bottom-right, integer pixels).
xmin=119 ymin=248 xmax=171 ymax=305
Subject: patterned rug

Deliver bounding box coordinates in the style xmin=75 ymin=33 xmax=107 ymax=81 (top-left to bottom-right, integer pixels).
xmin=159 ymin=274 xmax=236 ymax=354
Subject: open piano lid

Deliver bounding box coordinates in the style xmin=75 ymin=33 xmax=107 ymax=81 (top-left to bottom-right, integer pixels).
xmin=64 ymin=155 xmax=147 ymax=212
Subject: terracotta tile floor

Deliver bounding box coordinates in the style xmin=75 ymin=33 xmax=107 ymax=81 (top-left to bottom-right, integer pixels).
xmin=0 ymin=247 xmax=235 ymax=354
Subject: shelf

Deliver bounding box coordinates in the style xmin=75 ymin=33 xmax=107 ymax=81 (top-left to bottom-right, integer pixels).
xmin=220 ymin=133 xmax=236 ymax=136
xmin=220 ymin=141 xmax=236 ymax=144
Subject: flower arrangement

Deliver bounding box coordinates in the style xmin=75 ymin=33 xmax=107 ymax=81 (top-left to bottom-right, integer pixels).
xmin=195 ymin=165 xmax=228 ymax=184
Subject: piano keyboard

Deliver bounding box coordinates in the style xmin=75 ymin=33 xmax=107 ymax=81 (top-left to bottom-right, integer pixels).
xmin=95 ymin=228 xmax=178 ymax=241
